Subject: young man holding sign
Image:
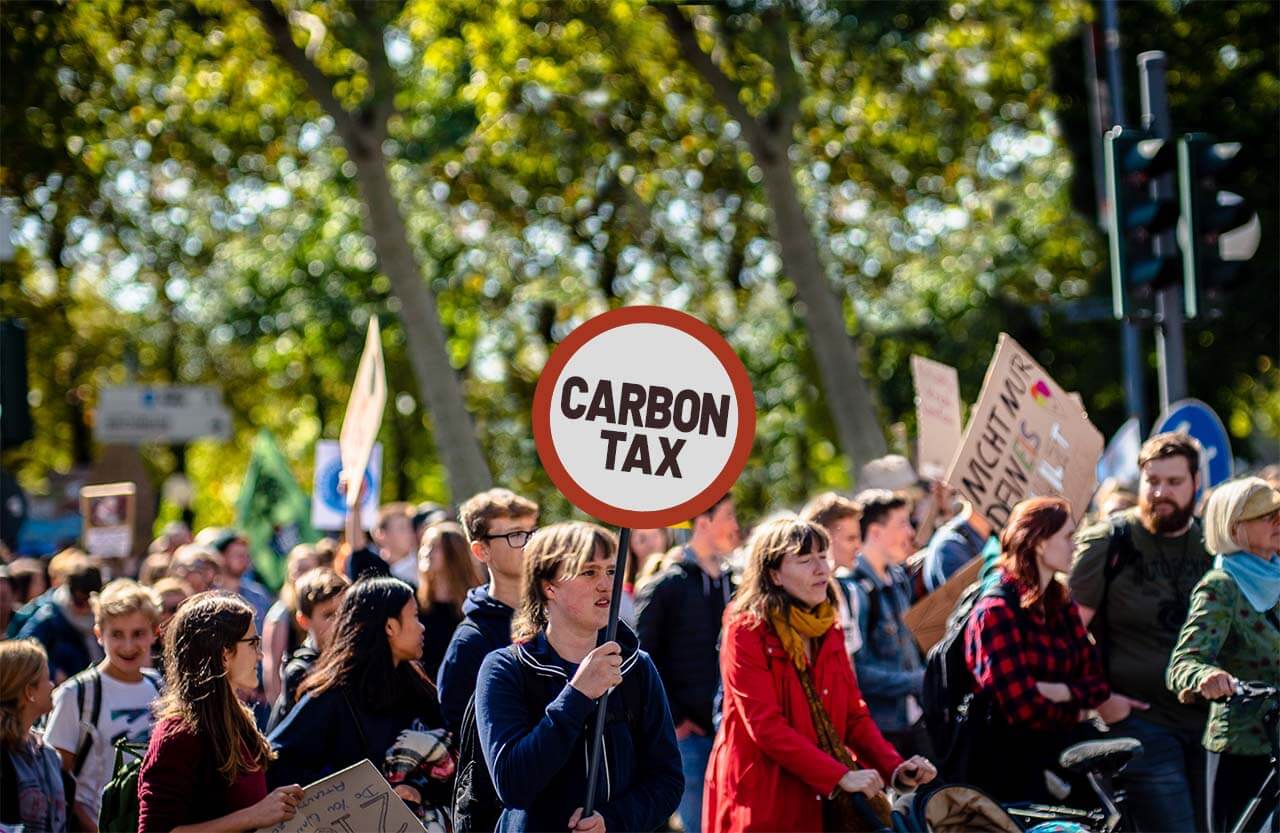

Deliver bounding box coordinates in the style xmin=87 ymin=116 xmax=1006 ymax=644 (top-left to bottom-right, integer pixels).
xmin=475 ymin=522 xmax=681 ymax=833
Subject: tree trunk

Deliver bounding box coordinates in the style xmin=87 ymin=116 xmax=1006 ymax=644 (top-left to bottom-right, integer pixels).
xmin=657 ymin=5 xmax=888 ymax=477
xmin=252 ymin=0 xmax=492 ymax=501
xmin=350 ymin=145 xmax=493 ymax=500
xmin=755 ymin=153 xmax=888 ymax=470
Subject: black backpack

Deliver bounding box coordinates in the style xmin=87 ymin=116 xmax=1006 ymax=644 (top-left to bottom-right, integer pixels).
xmin=451 ymin=647 xmax=647 ymax=833
xmin=920 ymin=580 xmax=1021 ymax=773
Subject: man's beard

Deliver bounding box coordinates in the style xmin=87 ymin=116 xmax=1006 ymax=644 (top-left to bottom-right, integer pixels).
xmin=1140 ymin=496 xmax=1195 ymax=535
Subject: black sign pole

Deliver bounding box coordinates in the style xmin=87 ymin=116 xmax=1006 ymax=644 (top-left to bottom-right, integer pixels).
xmin=581 ymin=526 xmax=631 ymax=818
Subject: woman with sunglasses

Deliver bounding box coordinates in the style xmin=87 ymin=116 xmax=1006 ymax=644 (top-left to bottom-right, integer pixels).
xmin=138 ymin=592 xmax=303 ymax=832
xmin=268 ymin=577 xmax=453 ymax=828
xmin=1168 ymin=477 xmax=1280 ymax=832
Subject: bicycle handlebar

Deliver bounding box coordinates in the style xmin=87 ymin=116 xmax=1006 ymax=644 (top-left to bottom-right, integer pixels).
xmin=1177 ymin=678 xmax=1279 ymax=705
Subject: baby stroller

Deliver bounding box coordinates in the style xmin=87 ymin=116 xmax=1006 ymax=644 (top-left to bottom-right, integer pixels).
xmin=886 ymin=737 xmax=1143 ymax=833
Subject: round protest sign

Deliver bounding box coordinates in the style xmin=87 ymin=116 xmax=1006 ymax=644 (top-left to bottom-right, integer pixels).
xmin=532 ymin=306 xmax=756 ymax=528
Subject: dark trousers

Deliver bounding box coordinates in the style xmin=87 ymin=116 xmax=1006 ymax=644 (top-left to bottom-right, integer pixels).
xmin=1208 ymin=750 xmax=1278 ymax=833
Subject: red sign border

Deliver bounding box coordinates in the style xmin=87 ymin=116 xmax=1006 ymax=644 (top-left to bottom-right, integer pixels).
xmin=532 ymin=306 xmax=756 ymax=529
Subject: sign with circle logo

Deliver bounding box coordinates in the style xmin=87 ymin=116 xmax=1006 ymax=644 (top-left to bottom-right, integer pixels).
xmin=532 ymin=306 xmax=756 ymax=528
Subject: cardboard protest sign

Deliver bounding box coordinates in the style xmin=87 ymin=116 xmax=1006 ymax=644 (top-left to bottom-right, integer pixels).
xmin=532 ymin=306 xmax=756 ymax=528
xmin=256 ymin=759 xmax=425 ymax=833
xmin=339 ymin=319 xmax=387 ymax=508
xmin=79 ymin=483 xmax=135 ymax=559
xmin=945 ymin=334 xmax=1104 ymax=529
xmin=312 ymin=440 xmax=383 ymax=531
xmin=910 ymin=356 xmax=963 ymax=482
xmin=904 ymin=555 xmax=983 ymax=654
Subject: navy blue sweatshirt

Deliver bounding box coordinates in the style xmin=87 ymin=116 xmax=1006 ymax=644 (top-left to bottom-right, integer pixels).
xmin=436 ymin=585 xmax=514 ymax=735
xmin=475 ymin=623 xmax=682 ymax=833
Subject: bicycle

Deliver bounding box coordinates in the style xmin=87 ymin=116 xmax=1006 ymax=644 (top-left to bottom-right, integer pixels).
xmin=1213 ymin=680 xmax=1279 ymax=833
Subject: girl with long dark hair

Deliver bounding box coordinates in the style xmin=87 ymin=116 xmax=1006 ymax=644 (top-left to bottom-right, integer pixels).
xmin=268 ymin=577 xmax=451 ymax=828
xmin=137 ymin=592 xmax=303 ymax=832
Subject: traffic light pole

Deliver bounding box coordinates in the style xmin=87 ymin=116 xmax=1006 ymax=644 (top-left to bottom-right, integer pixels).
xmin=1138 ymin=51 xmax=1187 ymax=412
xmin=1102 ymin=0 xmax=1149 ymax=434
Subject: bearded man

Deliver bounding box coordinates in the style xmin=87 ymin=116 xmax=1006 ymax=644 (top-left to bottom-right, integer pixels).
xmin=1070 ymin=432 xmax=1211 ymax=832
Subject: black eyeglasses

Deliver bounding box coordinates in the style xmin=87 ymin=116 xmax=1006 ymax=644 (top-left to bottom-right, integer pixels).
xmin=481 ymin=528 xmax=537 ymax=548
xmin=238 ymin=635 xmax=263 ymax=651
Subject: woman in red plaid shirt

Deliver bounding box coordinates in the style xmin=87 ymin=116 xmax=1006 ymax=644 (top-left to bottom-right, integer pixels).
xmin=962 ymin=497 xmax=1126 ymax=804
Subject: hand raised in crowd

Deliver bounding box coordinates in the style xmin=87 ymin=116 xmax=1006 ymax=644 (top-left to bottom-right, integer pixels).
xmin=1198 ymin=669 xmax=1236 ymax=700
xmin=567 ymin=807 xmax=606 ymax=832
xmin=1096 ymin=692 xmax=1150 ymax=724
xmin=1035 ymin=681 xmax=1072 ymax=704
xmin=569 ymin=641 xmax=623 ymax=700
xmin=892 ymin=756 xmax=937 ymax=790
xmin=838 ymin=768 xmax=883 ymax=798
xmin=247 ymin=785 xmax=304 ymax=828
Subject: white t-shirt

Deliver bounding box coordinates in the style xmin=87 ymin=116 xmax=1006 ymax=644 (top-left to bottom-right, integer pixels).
xmin=45 ymin=670 xmax=161 ymax=818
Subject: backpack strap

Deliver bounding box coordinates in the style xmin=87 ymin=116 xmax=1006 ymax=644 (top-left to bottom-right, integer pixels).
xmin=856 ymin=577 xmax=882 ymax=639
xmin=72 ymin=667 xmax=103 ymax=776
xmin=1096 ymin=517 xmax=1139 ymax=675
xmin=140 ymin=668 xmax=163 ymax=694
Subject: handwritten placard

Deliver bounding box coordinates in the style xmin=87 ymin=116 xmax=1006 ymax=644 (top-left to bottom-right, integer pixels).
xmin=256 ymin=759 xmax=424 ymax=833
xmin=910 ymin=356 xmax=964 ymax=481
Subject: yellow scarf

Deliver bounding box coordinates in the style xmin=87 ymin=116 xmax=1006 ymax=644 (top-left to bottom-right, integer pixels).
xmin=768 ymin=602 xmax=836 ymax=670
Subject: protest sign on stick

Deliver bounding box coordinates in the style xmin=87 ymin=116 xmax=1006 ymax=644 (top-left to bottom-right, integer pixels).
xmin=532 ymin=305 xmax=756 ymax=815
xmin=80 ymin=482 xmax=135 ymax=559
xmin=339 ymin=319 xmax=387 ymax=509
xmin=945 ymin=334 xmax=1104 ymax=530
xmin=255 ymin=759 xmax=425 ymax=833
xmin=910 ymin=355 xmax=963 ymax=482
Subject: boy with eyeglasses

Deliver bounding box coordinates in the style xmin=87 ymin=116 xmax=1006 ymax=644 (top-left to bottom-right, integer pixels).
xmin=436 ymin=488 xmax=540 ymax=735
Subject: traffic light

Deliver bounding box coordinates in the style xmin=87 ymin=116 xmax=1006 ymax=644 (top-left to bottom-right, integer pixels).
xmin=1177 ymin=133 xmax=1259 ymax=319
xmin=1104 ymin=127 xmax=1180 ymax=319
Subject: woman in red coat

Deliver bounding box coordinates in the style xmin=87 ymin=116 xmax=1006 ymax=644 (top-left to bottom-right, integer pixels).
xmin=704 ymin=517 xmax=937 ymax=832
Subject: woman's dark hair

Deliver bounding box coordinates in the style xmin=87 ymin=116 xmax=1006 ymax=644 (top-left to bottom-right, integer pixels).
xmin=997 ymin=496 xmax=1072 ymax=610
xmin=154 ymin=592 xmax=272 ymax=781
xmin=298 ymin=577 xmax=433 ymax=710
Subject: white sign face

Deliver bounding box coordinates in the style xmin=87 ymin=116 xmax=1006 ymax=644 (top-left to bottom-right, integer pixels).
xmin=910 ymin=355 xmax=963 ymax=481
xmin=95 ymin=386 xmax=231 ymax=444
xmin=312 ymin=440 xmax=382 ymax=531
xmin=339 ymin=319 xmax=387 ymax=508
xmin=533 ymin=307 xmax=755 ymax=528
xmin=254 ymin=759 xmax=424 ymax=833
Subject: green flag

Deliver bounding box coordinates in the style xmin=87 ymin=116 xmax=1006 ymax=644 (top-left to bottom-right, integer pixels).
xmin=234 ymin=430 xmax=318 ymax=592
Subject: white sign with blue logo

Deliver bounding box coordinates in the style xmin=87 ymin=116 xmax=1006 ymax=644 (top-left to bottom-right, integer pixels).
xmin=311 ymin=440 xmax=382 ymax=531
xmin=1152 ymin=399 xmax=1233 ymax=495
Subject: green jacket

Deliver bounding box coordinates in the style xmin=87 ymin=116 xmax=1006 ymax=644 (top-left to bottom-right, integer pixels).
xmin=1165 ymin=566 xmax=1280 ymax=755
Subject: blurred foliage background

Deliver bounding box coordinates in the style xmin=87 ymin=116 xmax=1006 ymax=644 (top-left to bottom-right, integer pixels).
xmin=2 ymin=0 xmax=1276 ymax=529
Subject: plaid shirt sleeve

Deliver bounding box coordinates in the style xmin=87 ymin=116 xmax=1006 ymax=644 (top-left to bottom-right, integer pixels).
xmin=965 ymin=597 xmax=1081 ymax=732
xmin=1064 ymin=600 xmax=1110 ymax=709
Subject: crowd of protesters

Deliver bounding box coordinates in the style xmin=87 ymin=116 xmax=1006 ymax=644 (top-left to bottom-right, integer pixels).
xmin=0 ymin=432 xmax=1277 ymax=832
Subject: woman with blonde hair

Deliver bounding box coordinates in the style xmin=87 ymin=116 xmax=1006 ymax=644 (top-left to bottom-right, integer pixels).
xmin=137 ymin=592 xmax=304 ymax=832
xmin=1167 ymin=477 xmax=1280 ymax=832
xmin=0 ymin=639 xmax=67 ymax=832
xmin=704 ymin=516 xmax=935 ymax=833
xmin=475 ymin=521 xmax=681 ymax=833
xmin=417 ymin=522 xmax=483 ymax=680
